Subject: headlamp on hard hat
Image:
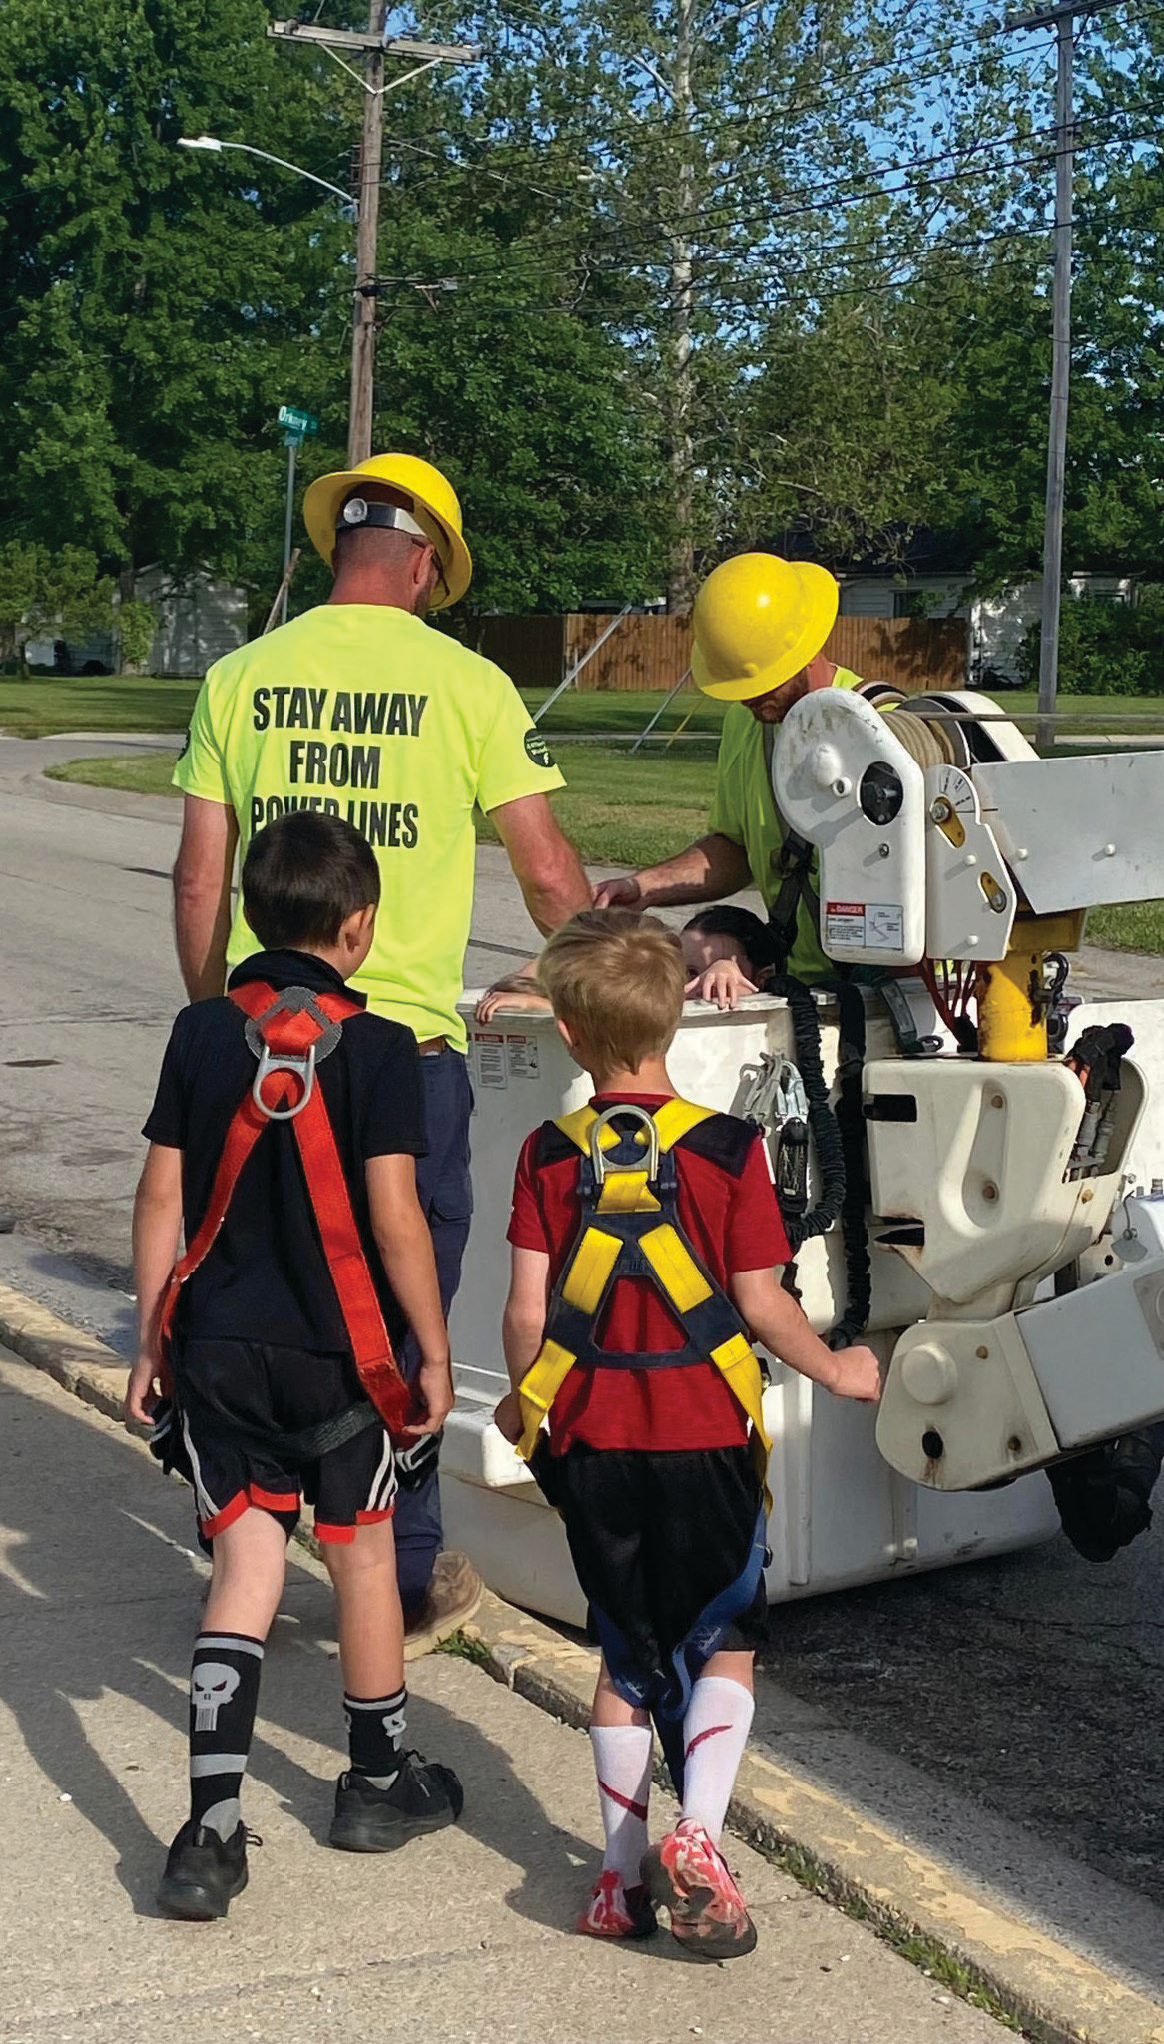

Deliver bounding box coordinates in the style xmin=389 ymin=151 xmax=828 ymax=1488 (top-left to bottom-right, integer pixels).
xmin=336 ymin=496 xmax=432 ymax=543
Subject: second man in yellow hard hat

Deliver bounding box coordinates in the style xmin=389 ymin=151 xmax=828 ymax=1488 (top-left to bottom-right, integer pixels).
xmin=595 ymin=552 xmax=865 ymax=985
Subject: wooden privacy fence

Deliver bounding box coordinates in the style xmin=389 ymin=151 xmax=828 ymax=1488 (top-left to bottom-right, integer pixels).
xmin=473 ymin=612 xmax=968 ymax=696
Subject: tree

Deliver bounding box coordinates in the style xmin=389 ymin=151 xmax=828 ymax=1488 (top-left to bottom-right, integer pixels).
xmin=0 ymin=0 xmax=351 ymax=600
xmin=0 ymin=541 xmax=115 ymax=666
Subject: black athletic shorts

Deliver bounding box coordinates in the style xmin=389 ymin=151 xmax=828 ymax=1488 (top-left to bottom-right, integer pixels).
xmin=551 ymin=1441 xmax=768 ymax=1701
xmin=174 ymin=1337 xmax=397 ymax=1545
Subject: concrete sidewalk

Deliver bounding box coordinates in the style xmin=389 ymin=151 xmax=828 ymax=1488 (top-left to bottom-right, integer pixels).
xmin=0 ymin=1344 xmax=1000 ymax=2044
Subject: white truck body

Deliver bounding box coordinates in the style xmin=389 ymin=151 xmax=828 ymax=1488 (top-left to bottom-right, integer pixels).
xmin=441 ymin=992 xmax=1164 ymax=1627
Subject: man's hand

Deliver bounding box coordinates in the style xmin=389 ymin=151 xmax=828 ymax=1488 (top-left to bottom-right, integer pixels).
xmin=592 ymin=873 xmax=643 ymax=911
xmin=686 ymin=958 xmax=758 ymax=1011
xmin=493 ymin=1388 xmax=524 ymax=1444
xmin=125 ymin=1355 xmax=162 ymax=1427
xmin=400 ymin=1354 xmax=455 ymax=1437
xmin=825 ymin=1345 xmax=882 ymax=1402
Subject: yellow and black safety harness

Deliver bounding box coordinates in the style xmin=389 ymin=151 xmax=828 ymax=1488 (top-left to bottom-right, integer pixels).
xmin=514 ymin=1096 xmax=773 ymax=1509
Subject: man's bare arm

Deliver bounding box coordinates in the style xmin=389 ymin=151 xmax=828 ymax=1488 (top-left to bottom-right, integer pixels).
xmin=489 ymin=791 xmax=591 ymax=937
xmin=173 ymin=795 xmax=239 ymax=1001
xmin=592 ymin=832 xmax=753 ymax=912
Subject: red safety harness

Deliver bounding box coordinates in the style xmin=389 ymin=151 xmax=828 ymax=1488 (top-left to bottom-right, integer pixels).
xmin=156 ymin=981 xmax=413 ymax=1434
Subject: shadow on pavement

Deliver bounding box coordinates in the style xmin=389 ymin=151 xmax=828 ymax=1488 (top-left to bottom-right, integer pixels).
xmin=0 ymin=1359 xmax=596 ymax=1933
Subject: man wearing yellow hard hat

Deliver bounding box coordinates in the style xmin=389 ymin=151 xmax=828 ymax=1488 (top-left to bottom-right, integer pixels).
xmin=595 ymin=553 xmax=864 ymax=983
xmin=171 ymin=452 xmax=591 ymax=1647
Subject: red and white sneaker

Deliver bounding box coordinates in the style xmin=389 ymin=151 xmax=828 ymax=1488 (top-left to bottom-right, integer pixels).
xmin=641 ymin=1819 xmax=757 ymax=1961
xmin=576 ymin=1869 xmax=657 ymax=1940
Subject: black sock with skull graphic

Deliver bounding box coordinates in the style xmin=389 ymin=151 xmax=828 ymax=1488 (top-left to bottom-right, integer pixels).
xmin=344 ymin=1684 xmax=407 ymax=1788
xmin=188 ymin=1633 xmax=264 ymax=1840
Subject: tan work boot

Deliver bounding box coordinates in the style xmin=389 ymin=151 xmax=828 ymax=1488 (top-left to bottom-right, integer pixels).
xmin=403 ymin=1550 xmax=484 ymax=1661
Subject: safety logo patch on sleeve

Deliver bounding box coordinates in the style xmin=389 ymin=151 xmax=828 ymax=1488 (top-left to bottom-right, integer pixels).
xmin=524 ymin=729 xmax=555 ymax=769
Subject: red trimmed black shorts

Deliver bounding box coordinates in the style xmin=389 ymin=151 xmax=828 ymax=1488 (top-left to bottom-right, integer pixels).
xmin=173 ymin=1337 xmax=397 ymax=1545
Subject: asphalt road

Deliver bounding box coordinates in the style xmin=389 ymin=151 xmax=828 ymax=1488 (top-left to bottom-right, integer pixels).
xmin=5 ymin=732 xmax=1164 ymax=1919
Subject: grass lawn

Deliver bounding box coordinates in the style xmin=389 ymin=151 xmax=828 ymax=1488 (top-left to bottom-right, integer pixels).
xmin=1086 ymin=902 xmax=1164 ymax=953
xmin=518 ymin=685 xmax=727 ymax=738
xmin=0 ymin=674 xmax=198 ymax=738
xmin=46 ymin=743 xmax=720 ymax=869
xmin=9 ymin=670 xmax=1164 ymax=742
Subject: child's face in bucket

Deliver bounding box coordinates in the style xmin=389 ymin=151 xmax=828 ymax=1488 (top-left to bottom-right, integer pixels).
xmin=681 ymin=928 xmax=751 ymax=977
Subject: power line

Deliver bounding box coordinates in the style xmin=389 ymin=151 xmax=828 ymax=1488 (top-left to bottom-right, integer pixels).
xmin=381 ymin=88 xmax=1162 ymax=246
xmin=374 ymin=107 xmax=1160 ymax=299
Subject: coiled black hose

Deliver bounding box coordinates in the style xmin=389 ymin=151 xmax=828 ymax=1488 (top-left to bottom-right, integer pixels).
xmin=765 ymin=975 xmax=846 ymax=1252
xmin=821 ymin=978 xmax=874 ymax=1350
xmin=766 ymin=973 xmax=871 ymax=1347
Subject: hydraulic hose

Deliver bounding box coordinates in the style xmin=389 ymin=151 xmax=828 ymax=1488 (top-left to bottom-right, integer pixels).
xmin=766 ymin=974 xmax=871 ymax=1347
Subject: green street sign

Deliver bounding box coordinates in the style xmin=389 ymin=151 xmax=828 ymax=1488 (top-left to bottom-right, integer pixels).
xmin=278 ymin=404 xmax=319 ymax=436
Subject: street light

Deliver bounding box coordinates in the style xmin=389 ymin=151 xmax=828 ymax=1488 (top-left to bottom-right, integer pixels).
xmin=177 ymin=134 xmax=356 ymax=210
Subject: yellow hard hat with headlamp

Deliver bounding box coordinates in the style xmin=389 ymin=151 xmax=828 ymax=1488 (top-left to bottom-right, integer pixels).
xmin=303 ymin=452 xmax=472 ymax=610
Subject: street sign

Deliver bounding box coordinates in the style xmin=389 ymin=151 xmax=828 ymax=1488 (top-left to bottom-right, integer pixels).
xmin=278 ymin=404 xmax=319 ymax=436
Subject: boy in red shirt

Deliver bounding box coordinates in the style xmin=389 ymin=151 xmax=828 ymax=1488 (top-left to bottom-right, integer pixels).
xmin=495 ymin=909 xmax=880 ymax=1961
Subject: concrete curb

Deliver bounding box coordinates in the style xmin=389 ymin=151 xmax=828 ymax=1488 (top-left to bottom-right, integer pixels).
xmin=5 ymin=1278 xmax=1164 ymax=2044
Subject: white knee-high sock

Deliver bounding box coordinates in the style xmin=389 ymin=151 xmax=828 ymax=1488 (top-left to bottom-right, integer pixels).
xmin=590 ymin=1723 xmax=653 ymax=1885
xmin=679 ymin=1675 xmax=755 ymax=1844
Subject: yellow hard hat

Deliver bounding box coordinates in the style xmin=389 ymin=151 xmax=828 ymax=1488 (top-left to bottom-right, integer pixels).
xmin=692 ymin=553 xmax=839 ymax=701
xmin=303 ymin=452 xmax=472 ymax=609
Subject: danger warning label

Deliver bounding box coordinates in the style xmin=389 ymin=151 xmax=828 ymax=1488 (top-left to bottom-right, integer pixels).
xmin=825 ymin=901 xmax=905 ymax=952
xmin=472 ymin=1032 xmax=542 ymax=1087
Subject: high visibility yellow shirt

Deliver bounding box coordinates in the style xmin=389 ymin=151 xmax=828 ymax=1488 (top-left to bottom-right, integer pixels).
xmin=706 ymin=668 xmax=863 ymax=984
xmin=173 ymin=603 xmax=563 ymax=1051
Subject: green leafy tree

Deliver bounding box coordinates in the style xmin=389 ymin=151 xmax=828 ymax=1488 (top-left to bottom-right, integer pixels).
xmin=0 ymin=540 xmax=114 ymax=665
xmin=0 ymin=0 xmax=351 ymax=599
xmin=115 ymin=597 xmax=159 ymax=673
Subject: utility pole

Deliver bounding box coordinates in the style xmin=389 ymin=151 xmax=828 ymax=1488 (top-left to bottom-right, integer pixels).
xmin=267 ymin=17 xmax=480 ymax=466
xmin=1003 ymin=0 xmax=1125 ymax=749
xmin=667 ymin=0 xmax=697 ymax=615
xmin=349 ymin=0 xmax=387 ymax=468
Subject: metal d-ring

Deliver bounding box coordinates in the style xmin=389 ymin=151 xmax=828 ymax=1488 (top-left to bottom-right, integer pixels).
xmin=252 ymin=1043 xmax=316 ymax=1121
xmin=588 ymin=1103 xmax=660 ymax=1186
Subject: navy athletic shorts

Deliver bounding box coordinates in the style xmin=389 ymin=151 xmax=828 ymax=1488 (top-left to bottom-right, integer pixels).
xmin=550 ymin=1440 xmax=768 ymax=1715
xmin=173 ymin=1337 xmax=397 ymax=1545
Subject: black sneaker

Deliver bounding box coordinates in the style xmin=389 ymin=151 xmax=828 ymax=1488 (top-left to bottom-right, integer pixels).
xmin=157 ymin=1818 xmax=250 ymax=1921
xmin=328 ymin=1751 xmax=464 ymax=1852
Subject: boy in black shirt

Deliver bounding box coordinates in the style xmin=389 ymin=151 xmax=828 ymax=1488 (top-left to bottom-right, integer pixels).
xmin=128 ymin=812 xmax=461 ymax=1921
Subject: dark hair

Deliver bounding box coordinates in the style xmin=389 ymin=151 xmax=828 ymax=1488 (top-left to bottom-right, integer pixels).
xmin=242 ymin=812 xmax=380 ymax=951
xmin=683 ymin=905 xmax=778 ymax=976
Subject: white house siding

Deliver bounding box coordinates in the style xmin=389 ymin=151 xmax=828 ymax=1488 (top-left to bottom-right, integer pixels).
xmin=135 ymin=568 xmax=248 ymax=678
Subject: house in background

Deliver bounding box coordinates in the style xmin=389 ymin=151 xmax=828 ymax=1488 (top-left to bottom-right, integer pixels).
xmin=134 ymin=565 xmax=248 ymax=676
xmin=24 ymin=565 xmax=248 ymax=677
xmin=831 ymin=533 xmax=1135 ymax=686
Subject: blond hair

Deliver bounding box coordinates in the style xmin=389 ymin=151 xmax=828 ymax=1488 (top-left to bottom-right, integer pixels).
xmin=537 ymin=909 xmax=685 ymax=1071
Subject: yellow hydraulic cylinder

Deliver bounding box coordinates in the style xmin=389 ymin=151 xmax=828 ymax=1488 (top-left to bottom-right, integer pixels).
xmin=975 ymin=950 xmax=1047 ymax=1062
